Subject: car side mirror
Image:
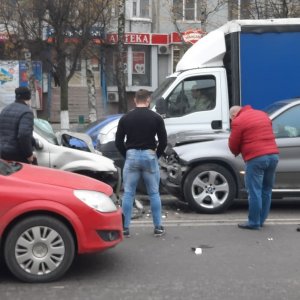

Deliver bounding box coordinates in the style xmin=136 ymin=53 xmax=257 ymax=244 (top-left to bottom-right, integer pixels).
xmin=155 ymin=97 xmax=167 ymax=116
xmin=34 ymin=138 xmax=43 ymax=150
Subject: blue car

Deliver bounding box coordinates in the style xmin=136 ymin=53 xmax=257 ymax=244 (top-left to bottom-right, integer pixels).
xmin=69 ymin=114 xmax=122 ymax=150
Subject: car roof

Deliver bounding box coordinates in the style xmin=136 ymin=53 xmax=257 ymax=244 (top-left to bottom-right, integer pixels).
xmin=266 ymin=97 xmax=300 ymax=119
xmin=81 ymin=114 xmax=122 ymax=134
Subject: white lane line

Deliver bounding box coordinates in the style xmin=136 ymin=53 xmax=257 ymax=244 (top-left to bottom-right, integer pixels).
xmin=131 ymin=219 xmax=300 ymax=227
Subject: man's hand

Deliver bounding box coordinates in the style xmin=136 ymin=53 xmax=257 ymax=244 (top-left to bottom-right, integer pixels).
xmin=27 ymin=154 xmax=37 ymax=164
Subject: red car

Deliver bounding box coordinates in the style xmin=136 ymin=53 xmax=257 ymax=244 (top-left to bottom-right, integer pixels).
xmin=0 ymin=159 xmax=123 ymax=283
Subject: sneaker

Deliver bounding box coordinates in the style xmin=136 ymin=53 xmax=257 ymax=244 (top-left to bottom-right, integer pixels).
xmin=154 ymin=226 xmax=165 ymax=237
xmin=123 ymin=228 xmax=130 ymax=238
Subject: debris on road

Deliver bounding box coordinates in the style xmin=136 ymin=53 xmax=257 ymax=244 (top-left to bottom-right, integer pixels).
xmin=191 ymin=247 xmax=202 ymax=255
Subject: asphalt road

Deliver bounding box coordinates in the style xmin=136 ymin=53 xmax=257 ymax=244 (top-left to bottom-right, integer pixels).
xmin=1 ymin=197 xmax=300 ymax=300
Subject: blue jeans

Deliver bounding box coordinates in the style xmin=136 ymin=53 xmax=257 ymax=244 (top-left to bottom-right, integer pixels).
xmin=245 ymin=154 xmax=279 ymax=227
xmin=122 ymin=149 xmax=162 ymax=229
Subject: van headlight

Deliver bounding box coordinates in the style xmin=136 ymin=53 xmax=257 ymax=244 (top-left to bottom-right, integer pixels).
xmin=74 ymin=190 xmax=117 ymax=212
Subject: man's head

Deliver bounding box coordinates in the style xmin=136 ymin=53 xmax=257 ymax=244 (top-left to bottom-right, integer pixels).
xmin=134 ymin=89 xmax=151 ymax=107
xmin=192 ymin=84 xmax=202 ymax=99
xmin=229 ymin=106 xmax=241 ymax=120
xmin=15 ymin=86 xmax=31 ymax=102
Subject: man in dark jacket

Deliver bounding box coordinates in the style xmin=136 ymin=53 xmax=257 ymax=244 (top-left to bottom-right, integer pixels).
xmin=115 ymin=89 xmax=167 ymax=238
xmin=0 ymin=86 xmax=35 ymax=164
xmin=229 ymin=105 xmax=279 ymax=230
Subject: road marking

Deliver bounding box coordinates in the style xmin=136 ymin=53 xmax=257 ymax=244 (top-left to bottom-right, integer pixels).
xmin=131 ymin=218 xmax=300 ymax=227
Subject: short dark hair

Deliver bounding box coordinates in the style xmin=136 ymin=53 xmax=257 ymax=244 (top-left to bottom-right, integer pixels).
xmin=15 ymin=86 xmax=31 ymax=101
xmin=135 ymin=89 xmax=150 ymax=103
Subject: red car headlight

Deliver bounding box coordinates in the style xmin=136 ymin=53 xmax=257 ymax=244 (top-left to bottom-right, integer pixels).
xmin=73 ymin=190 xmax=117 ymax=213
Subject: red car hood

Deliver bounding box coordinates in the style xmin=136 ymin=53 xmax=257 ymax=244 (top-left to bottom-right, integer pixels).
xmin=13 ymin=163 xmax=112 ymax=194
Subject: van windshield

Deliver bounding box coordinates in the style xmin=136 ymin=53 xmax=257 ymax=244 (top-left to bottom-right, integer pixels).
xmin=150 ymin=76 xmax=176 ymax=108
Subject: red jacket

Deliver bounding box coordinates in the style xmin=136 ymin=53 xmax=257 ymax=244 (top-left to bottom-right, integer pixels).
xmin=228 ymin=105 xmax=279 ymax=161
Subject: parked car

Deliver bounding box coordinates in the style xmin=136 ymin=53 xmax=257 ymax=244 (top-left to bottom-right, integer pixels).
xmin=69 ymin=114 xmax=122 ymax=150
xmin=96 ymin=116 xmax=123 ymax=168
xmin=159 ymin=98 xmax=300 ymax=213
xmin=33 ymin=118 xmax=121 ymax=193
xmin=0 ymin=159 xmax=123 ymax=282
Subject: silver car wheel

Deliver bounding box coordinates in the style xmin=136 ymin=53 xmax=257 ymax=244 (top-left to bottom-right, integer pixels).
xmin=184 ymin=163 xmax=236 ymax=213
xmin=15 ymin=226 xmax=65 ymax=276
xmin=191 ymin=170 xmax=229 ymax=209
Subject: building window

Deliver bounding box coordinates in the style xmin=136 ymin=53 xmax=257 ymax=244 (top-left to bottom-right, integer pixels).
xmin=132 ymin=45 xmax=151 ymax=86
xmin=131 ymin=0 xmax=150 ymax=18
xmin=173 ymin=0 xmax=204 ymax=21
xmin=110 ymin=0 xmax=119 ymax=17
xmin=105 ymin=45 xmax=151 ymax=87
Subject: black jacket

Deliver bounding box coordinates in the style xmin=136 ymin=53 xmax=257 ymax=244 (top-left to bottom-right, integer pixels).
xmin=0 ymin=101 xmax=34 ymax=162
xmin=115 ymin=107 xmax=167 ymax=158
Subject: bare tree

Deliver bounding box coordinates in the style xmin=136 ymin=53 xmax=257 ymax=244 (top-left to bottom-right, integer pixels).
xmin=228 ymin=0 xmax=300 ymax=19
xmin=116 ymin=0 xmax=127 ymax=113
xmin=166 ymin=0 xmax=227 ymax=32
xmin=164 ymin=0 xmax=227 ymax=60
xmin=0 ymin=0 xmax=113 ymax=130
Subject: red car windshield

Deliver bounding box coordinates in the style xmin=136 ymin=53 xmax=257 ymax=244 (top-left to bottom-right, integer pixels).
xmin=0 ymin=160 xmax=22 ymax=175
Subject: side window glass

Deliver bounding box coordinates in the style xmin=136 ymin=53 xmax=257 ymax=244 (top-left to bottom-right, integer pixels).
xmin=165 ymin=82 xmax=189 ymax=117
xmin=272 ymin=105 xmax=300 ymax=138
xmin=165 ymin=75 xmax=216 ymax=118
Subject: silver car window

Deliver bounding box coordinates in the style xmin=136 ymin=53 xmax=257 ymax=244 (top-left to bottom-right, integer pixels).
xmin=272 ymin=105 xmax=300 ymax=138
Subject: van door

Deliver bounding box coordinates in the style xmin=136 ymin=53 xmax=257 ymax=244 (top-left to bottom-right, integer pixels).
xmin=161 ymin=70 xmax=226 ymax=134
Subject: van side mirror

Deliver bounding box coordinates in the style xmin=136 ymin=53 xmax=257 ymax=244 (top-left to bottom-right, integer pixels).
xmin=156 ymin=97 xmax=167 ymax=115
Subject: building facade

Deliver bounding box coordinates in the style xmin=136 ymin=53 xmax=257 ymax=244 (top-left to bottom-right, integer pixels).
xmin=102 ymin=0 xmax=228 ymax=105
xmin=48 ymin=0 xmax=229 ymax=123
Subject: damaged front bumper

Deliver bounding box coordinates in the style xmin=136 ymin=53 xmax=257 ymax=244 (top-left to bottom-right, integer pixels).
xmin=159 ymin=154 xmax=187 ymax=201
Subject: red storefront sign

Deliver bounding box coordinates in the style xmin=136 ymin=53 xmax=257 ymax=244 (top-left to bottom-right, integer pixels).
xmin=47 ymin=31 xmax=204 ymax=46
xmin=171 ymin=29 xmax=206 ymax=44
xmin=107 ymin=33 xmax=152 ymax=44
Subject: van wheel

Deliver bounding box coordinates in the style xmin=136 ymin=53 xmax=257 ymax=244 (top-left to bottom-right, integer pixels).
xmin=4 ymin=216 xmax=75 ymax=283
xmin=183 ymin=164 xmax=236 ymax=213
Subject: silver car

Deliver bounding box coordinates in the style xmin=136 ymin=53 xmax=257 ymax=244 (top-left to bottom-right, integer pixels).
xmin=33 ymin=119 xmax=121 ymax=193
xmin=159 ymin=98 xmax=300 ymax=213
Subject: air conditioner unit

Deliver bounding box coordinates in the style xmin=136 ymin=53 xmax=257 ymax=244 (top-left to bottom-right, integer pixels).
xmin=158 ymin=45 xmax=170 ymax=55
xmin=107 ymin=92 xmax=119 ymax=103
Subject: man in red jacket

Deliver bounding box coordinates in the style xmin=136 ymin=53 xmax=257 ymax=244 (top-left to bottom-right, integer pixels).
xmin=229 ymin=105 xmax=279 ymax=230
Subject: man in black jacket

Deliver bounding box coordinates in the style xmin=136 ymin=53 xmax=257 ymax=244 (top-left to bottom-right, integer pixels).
xmin=115 ymin=89 xmax=167 ymax=238
xmin=0 ymin=86 xmax=36 ymax=164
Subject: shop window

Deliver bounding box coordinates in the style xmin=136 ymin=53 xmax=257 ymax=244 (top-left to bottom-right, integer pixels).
xmin=105 ymin=45 xmax=151 ymax=87
xmin=132 ymin=45 xmax=151 ymax=86
xmin=132 ymin=0 xmax=151 ymax=18
xmin=110 ymin=0 xmax=118 ymax=17
xmin=173 ymin=0 xmax=205 ymax=21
